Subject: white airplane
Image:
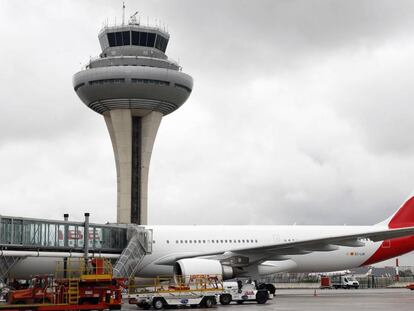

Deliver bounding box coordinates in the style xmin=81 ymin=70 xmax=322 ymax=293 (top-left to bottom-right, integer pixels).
xmin=10 ymin=195 xmax=414 ymax=284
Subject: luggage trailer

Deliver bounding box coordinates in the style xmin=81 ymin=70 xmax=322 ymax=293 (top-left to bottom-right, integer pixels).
xmin=128 ymin=275 xmax=224 ymax=309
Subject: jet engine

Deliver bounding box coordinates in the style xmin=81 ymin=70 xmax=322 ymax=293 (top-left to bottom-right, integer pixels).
xmin=174 ymin=258 xmax=235 ymax=280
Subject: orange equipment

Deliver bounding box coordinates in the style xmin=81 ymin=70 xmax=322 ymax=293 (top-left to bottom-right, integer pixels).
xmin=2 ymin=258 xmax=123 ymax=311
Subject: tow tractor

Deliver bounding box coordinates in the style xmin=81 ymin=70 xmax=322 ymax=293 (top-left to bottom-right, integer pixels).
xmin=128 ymin=275 xmax=223 ymax=309
xmin=219 ymin=280 xmax=270 ymax=305
xmin=0 ymin=258 xmax=124 ymax=310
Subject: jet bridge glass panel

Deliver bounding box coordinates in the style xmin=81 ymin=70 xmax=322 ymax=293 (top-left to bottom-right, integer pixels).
xmin=0 ymin=216 xmax=127 ymax=253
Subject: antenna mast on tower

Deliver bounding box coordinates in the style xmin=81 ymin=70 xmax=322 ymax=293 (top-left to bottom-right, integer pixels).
xmin=122 ymin=2 xmax=125 ymax=25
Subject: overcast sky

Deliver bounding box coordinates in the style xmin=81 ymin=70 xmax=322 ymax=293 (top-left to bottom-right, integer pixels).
xmin=1 ymin=1 xmax=414 ymax=263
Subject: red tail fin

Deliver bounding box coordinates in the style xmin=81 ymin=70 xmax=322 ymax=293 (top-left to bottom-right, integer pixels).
xmin=388 ymin=196 xmax=414 ymax=229
xmin=362 ymin=196 xmax=414 ymax=266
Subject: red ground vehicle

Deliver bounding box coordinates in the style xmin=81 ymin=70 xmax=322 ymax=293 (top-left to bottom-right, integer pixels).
xmin=3 ymin=259 xmax=123 ymax=310
xmin=7 ymin=276 xmax=54 ymax=304
xmin=407 ymin=283 xmax=414 ymax=290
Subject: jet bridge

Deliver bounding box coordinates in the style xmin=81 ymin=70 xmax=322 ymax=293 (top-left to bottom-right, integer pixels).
xmin=0 ymin=215 xmax=128 ymax=253
xmin=0 ymin=215 xmax=152 ymax=280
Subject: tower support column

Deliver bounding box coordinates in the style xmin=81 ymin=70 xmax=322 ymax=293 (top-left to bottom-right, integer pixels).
xmin=140 ymin=111 xmax=163 ymax=224
xmin=104 ymin=109 xmax=162 ymax=225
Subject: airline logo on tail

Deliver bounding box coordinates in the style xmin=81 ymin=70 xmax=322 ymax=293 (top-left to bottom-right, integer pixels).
xmin=362 ymin=196 xmax=414 ymax=265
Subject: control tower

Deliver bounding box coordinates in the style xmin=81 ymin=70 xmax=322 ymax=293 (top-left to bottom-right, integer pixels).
xmin=73 ymin=16 xmax=193 ymax=225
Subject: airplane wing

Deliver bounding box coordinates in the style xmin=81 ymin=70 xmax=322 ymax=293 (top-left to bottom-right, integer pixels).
xmin=231 ymin=226 xmax=414 ymax=259
xmin=154 ymin=226 xmax=414 ymax=265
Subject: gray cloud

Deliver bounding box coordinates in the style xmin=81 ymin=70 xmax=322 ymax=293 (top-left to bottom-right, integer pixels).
xmin=1 ymin=0 xmax=414 ymax=264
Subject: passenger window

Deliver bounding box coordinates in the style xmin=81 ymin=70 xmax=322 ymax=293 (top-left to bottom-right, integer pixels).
xmin=166 ymin=240 xmax=169 ymax=243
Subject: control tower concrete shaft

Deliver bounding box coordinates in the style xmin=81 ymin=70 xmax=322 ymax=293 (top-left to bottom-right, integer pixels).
xmin=73 ymin=19 xmax=193 ymax=224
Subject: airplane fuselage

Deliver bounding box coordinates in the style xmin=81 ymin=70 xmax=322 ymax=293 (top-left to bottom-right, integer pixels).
xmin=136 ymin=225 xmax=398 ymax=276
xmin=9 ymin=224 xmax=414 ymax=279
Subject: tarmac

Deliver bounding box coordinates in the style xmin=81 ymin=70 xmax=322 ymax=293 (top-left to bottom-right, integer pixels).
xmin=122 ymin=288 xmax=414 ymax=310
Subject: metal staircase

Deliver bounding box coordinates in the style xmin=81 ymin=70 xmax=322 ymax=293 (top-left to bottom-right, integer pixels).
xmin=67 ymin=279 xmax=79 ymax=305
xmin=0 ymin=256 xmax=23 ymax=282
xmin=113 ymin=226 xmax=152 ymax=278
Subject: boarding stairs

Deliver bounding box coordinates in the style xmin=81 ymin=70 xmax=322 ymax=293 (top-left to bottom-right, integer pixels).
xmin=113 ymin=226 xmax=152 ymax=278
xmin=0 ymin=256 xmax=23 ymax=282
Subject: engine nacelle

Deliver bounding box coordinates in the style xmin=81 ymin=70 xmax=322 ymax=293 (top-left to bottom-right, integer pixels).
xmin=174 ymin=258 xmax=235 ymax=280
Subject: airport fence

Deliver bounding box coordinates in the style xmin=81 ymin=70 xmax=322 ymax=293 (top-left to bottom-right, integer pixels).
xmin=261 ymin=270 xmax=414 ymax=289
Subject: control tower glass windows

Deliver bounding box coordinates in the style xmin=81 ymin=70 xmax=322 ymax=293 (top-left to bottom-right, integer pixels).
xmin=108 ymin=30 xmax=168 ymax=51
xmin=147 ymin=33 xmax=156 ymax=47
xmin=139 ymin=32 xmax=148 ymax=46
xmin=107 ymin=31 xmax=131 ymax=47
xmin=130 ymin=31 xmax=168 ymax=51
xmin=131 ymin=78 xmax=170 ymax=86
xmin=155 ymin=35 xmax=168 ymax=52
xmin=131 ymin=31 xmax=140 ymax=45
xmin=115 ymin=32 xmax=122 ymax=46
xmin=107 ymin=32 xmax=116 ymax=46
xmin=122 ymin=31 xmax=130 ymax=45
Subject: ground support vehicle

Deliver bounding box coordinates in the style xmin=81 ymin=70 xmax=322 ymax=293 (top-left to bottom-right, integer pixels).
xmin=1 ymin=258 xmax=123 ymax=310
xmin=406 ymin=283 xmax=414 ymax=290
xmin=128 ymin=275 xmax=223 ymax=309
xmin=320 ymin=276 xmax=332 ymax=289
xmin=331 ymin=275 xmax=359 ymax=289
xmin=219 ymin=281 xmax=269 ymax=305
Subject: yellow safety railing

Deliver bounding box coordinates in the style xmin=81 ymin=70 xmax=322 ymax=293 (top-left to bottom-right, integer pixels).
xmin=128 ymin=274 xmax=223 ymax=295
xmin=55 ymin=258 xmax=113 ymax=279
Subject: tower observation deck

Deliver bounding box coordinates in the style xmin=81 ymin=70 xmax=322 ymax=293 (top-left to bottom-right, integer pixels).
xmin=73 ymin=17 xmax=193 ymax=224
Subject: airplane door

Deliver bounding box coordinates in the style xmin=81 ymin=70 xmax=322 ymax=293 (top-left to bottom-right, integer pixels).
xmin=273 ymin=235 xmax=281 ymax=244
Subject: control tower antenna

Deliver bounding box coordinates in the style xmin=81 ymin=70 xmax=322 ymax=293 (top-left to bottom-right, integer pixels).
xmin=122 ymin=2 xmax=125 ymax=26
xmin=73 ymin=15 xmax=193 ymax=225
